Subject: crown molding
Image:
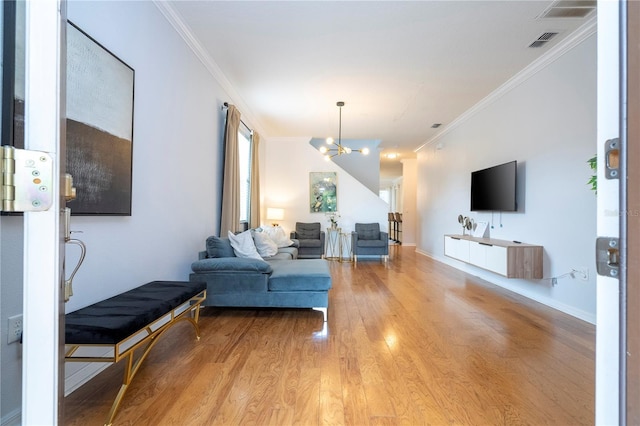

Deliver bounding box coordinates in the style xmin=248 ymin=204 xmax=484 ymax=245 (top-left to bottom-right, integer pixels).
xmin=415 ymin=16 xmax=597 ymax=153
xmin=153 ymin=1 xmax=267 ymax=137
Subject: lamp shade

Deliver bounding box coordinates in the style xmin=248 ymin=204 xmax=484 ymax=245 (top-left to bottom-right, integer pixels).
xmin=266 ymin=208 xmax=284 ymax=221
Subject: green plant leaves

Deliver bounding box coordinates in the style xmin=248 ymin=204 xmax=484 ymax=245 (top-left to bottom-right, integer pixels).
xmin=587 ymin=155 xmax=597 ymax=194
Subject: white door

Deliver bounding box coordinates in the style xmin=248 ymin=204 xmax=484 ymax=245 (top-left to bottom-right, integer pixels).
xmin=21 ymin=1 xmax=66 ymax=424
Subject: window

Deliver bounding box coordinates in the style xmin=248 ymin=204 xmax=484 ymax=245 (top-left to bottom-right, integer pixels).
xmin=238 ymin=123 xmax=252 ymax=225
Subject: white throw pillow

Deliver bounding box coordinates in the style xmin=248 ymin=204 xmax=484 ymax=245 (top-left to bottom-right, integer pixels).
xmin=252 ymin=231 xmax=278 ymax=258
xmin=227 ymin=230 xmax=262 ymax=260
xmin=263 ymin=225 xmax=294 ymax=248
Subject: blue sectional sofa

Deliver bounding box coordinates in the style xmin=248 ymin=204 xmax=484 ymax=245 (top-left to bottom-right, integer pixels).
xmin=189 ymin=236 xmax=332 ymax=321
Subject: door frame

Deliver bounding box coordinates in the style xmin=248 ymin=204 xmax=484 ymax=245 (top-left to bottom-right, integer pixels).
xmin=21 ymin=1 xmax=66 ymax=424
xmin=623 ymin=0 xmax=639 ymax=422
xmin=596 ymin=0 xmax=621 ymax=424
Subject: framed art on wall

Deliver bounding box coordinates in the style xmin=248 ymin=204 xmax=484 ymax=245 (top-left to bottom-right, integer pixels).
xmin=309 ymin=172 xmax=337 ymax=213
xmin=66 ymin=21 xmax=135 ymax=215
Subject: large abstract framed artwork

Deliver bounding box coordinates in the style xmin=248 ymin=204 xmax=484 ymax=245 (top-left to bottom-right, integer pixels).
xmin=1 ymin=0 xmax=24 ymax=150
xmin=66 ymin=21 xmax=134 ymax=215
xmin=309 ymin=172 xmax=337 ymax=213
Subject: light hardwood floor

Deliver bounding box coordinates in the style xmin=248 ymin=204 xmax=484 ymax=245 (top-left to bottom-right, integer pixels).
xmin=63 ymin=246 xmax=595 ymax=425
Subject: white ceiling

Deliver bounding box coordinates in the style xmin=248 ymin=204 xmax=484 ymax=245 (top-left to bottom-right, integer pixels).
xmin=165 ymin=0 xmax=595 ymax=176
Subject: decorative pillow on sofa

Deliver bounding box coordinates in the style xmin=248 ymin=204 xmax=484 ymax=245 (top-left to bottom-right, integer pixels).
xmin=228 ymin=230 xmax=263 ymax=260
xmin=206 ymin=235 xmax=236 ymax=258
xmin=263 ymin=225 xmax=294 ymax=248
xmin=252 ymin=231 xmax=278 ymax=258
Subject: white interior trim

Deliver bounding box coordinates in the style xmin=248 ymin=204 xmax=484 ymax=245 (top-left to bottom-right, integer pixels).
xmin=22 ymin=1 xmax=64 ymax=424
xmin=416 ymin=249 xmax=596 ymax=324
xmin=415 ymin=16 xmax=597 ymax=153
xmin=152 ymin=0 xmax=266 ymax=136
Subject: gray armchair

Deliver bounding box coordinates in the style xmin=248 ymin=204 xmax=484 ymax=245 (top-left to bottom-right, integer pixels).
xmin=290 ymin=222 xmax=325 ymax=259
xmin=351 ymin=223 xmax=389 ymax=263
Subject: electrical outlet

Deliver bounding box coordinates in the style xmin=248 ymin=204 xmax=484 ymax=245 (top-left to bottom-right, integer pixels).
xmin=7 ymin=314 xmax=23 ymax=344
xmin=573 ymin=267 xmax=589 ymax=281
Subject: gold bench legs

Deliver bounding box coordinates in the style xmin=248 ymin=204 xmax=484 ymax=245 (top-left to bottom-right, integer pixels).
xmin=104 ymin=315 xmax=202 ymax=426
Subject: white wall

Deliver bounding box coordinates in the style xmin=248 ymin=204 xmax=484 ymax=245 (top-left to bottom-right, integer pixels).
xmin=263 ymin=137 xmax=389 ymax=235
xmin=59 ymin=1 xmax=249 ymax=393
xmin=401 ymin=158 xmax=417 ymax=245
xmin=64 ymin=1 xmax=230 ymax=311
xmin=1 ymin=218 xmax=24 ymax=424
xmin=416 ymin=33 xmax=597 ymax=323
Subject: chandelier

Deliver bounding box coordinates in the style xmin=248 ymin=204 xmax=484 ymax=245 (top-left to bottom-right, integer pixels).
xmin=320 ymin=101 xmax=370 ymax=161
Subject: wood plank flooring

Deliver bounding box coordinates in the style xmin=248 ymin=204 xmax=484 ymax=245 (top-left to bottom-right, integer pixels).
xmin=63 ymin=246 xmax=595 ymax=425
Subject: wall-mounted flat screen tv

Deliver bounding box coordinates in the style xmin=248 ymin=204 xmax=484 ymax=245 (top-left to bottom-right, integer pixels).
xmin=470 ymin=161 xmax=517 ymax=212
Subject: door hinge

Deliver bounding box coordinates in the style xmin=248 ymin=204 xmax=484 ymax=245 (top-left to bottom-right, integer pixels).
xmin=1 ymin=146 xmax=53 ymax=212
xmin=596 ymin=237 xmax=620 ymax=278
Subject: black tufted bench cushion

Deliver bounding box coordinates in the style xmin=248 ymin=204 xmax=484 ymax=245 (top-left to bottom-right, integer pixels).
xmin=66 ymin=280 xmax=206 ymax=345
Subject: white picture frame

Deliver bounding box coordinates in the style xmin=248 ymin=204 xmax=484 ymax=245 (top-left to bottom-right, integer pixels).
xmin=474 ymin=221 xmax=489 ymax=238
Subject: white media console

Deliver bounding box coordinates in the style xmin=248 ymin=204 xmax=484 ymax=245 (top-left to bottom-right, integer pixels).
xmin=444 ymin=235 xmax=543 ymax=279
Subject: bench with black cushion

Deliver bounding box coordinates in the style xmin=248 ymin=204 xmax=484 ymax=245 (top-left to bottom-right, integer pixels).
xmin=65 ymin=280 xmax=206 ymax=426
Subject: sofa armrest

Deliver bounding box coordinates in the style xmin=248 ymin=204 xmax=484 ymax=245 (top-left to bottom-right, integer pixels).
xmin=191 ymin=257 xmax=273 ymax=273
xmin=380 ymin=231 xmax=389 ymax=242
xmin=290 ymin=231 xmax=298 ymax=239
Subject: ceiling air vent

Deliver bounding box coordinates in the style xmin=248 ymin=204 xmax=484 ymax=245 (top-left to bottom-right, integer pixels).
xmin=528 ymin=32 xmax=559 ymax=48
xmin=537 ymin=0 xmax=597 ymax=19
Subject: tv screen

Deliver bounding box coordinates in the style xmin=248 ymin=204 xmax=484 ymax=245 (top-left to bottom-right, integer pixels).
xmin=470 ymin=161 xmax=517 ymax=212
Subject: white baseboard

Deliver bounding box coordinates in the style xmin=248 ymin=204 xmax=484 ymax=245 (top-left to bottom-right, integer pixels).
xmin=65 ymin=361 xmax=111 ymax=396
xmin=0 ymin=360 xmax=111 ymax=423
xmin=415 ymin=249 xmax=596 ymax=325
xmin=64 ymin=347 xmax=113 ymax=396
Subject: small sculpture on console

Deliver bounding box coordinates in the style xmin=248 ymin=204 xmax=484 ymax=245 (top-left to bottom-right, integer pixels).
xmin=457 ymin=214 xmax=474 ymax=236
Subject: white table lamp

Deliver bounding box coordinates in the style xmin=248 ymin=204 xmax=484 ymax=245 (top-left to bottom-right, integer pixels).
xmin=267 ymin=208 xmax=284 ymax=227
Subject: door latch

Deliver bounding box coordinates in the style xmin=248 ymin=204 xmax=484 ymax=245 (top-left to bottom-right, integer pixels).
xmin=64 ymin=207 xmax=86 ymax=302
xmin=596 ymin=237 xmax=620 ymax=278
xmin=1 ymin=145 xmax=53 ymax=212
xmin=63 ymin=173 xmax=76 ymax=202
xmin=63 ymin=174 xmax=83 ymax=302
xmin=604 ymin=138 xmax=620 ymax=180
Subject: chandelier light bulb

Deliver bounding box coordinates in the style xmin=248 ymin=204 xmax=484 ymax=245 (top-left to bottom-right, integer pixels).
xmin=345 ymin=147 xmax=352 ymax=154
xmin=319 ymin=146 xmax=328 ymax=154
xmin=324 ymin=155 xmax=331 ymax=162
xmin=362 ymin=147 xmax=370 ymax=155
xmin=326 ymin=137 xmax=334 ymax=145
